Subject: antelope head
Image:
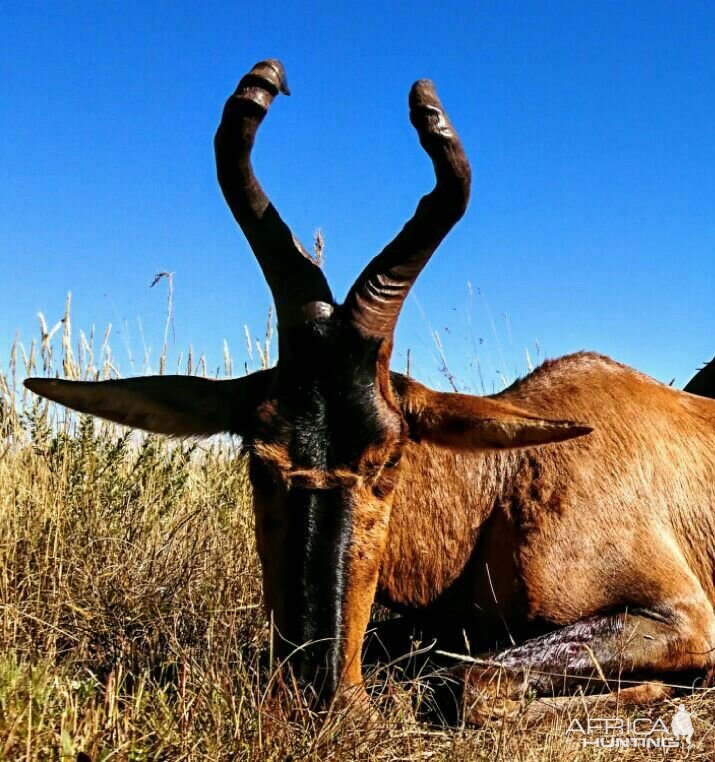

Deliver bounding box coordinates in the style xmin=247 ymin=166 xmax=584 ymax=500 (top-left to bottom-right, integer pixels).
xmin=25 ymin=60 xmax=590 ymax=705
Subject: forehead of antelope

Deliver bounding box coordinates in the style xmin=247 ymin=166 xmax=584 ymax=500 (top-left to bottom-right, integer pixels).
xmin=250 ymin=309 xmax=404 ymax=473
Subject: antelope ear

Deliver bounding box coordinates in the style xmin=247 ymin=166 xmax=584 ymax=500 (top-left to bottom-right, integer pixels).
xmin=24 ymin=369 xmax=273 ymax=437
xmin=391 ymin=373 xmax=592 ymax=450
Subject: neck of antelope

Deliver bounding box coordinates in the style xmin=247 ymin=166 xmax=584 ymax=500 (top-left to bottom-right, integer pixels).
xmin=379 ymin=443 xmax=520 ymax=610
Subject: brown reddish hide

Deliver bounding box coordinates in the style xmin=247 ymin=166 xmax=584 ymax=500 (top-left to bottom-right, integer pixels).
xmin=378 ymin=353 xmax=715 ymax=721
xmin=384 ymin=353 xmax=715 ymax=632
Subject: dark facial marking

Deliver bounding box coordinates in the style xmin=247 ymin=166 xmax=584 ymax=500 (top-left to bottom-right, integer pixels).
xmin=246 ymin=311 xmax=403 ymax=696
xmin=300 ymin=488 xmax=353 ymax=694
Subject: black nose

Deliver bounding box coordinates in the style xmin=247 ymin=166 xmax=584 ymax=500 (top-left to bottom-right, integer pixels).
xmin=297 ymin=641 xmax=338 ymax=705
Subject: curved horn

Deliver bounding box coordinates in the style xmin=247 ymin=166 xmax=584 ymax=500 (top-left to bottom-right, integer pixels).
xmin=214 ymin=59 xmax=334 ymax=329
xmin=345 ymin=79 xmax=471 ymax=340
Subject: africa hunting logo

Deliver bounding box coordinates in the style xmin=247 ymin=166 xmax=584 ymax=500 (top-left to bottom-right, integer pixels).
xmin=566 ymin=704 xmax=694 ymax=749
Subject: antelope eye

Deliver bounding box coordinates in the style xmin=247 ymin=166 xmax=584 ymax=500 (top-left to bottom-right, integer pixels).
xmin=371 ymin=454 xmax=402 ymax=498
xmin=383 ymin=452 xmax=402 ymax=470
xmin=248 ymin=452 xmax=284 ymax=494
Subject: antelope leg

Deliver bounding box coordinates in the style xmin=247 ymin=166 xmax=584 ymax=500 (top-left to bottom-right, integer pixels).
xmin=453 ymin=607 xmax=715 ymax=725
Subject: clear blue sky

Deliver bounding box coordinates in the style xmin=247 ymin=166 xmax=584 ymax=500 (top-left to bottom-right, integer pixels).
xmin=2 ymin=1 xmax=713 ymax=391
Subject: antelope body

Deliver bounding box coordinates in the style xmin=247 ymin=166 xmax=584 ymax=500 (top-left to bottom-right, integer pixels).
xmin=25 ymin=60 xmax=715 ymax=722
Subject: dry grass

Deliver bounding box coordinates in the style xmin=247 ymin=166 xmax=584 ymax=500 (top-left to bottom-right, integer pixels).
xmin=0 ymin=301 xmax=713 ymax=760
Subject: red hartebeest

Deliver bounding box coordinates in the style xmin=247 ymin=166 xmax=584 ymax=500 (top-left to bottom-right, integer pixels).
xmin=25 ymin=60 xmax=715 ymax=723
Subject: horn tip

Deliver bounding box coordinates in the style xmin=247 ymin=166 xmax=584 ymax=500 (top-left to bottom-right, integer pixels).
xmin=409 ymin=79 xmax=438 ymax=103
xmin=252 ymin=58 xmax=290 ymax=96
